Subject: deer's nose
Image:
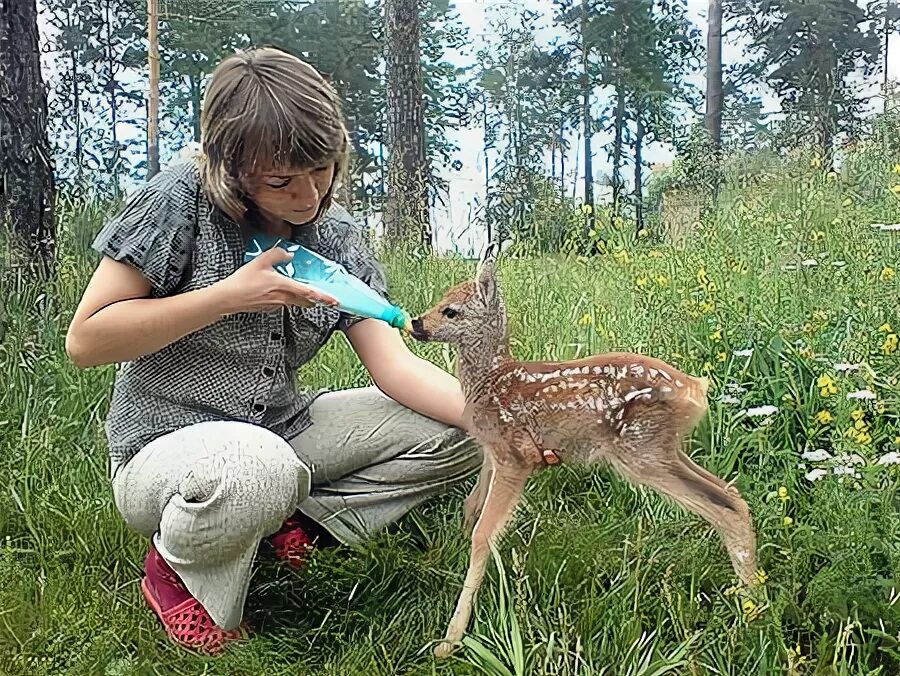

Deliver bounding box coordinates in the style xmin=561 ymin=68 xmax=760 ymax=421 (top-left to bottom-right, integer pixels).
xmin=410 ymin=318 xmax=428 ymax=341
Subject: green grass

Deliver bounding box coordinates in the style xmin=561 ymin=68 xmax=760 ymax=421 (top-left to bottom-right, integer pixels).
xmin=1 ymin=157 xmax=899 ymax=675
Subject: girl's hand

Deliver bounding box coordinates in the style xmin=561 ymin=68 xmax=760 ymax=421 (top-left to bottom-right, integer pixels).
xmin=213 ymin=247 xmax=339 ymax=314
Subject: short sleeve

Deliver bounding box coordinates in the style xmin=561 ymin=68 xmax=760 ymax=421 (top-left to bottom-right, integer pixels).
xmin=92 ymin=163 xmax=199 ymax=297
xmin=323 ymin=206 xmax=392 ymax=333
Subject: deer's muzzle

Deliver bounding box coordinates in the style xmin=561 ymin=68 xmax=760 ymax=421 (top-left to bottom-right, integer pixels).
xmin=410 ymin=318 xmax=430 ymax=341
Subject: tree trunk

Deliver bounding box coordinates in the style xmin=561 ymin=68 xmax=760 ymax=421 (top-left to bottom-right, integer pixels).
xmin=190 ymin=71 xmax=201 ymax=142
xmin=0 ymin=0 xmax=56 ymax=276
xmin=147 ymin=0 xmax=160 ymax=178
xmin=611 ymin=82 xmax=625 ymax=214
xmin=634 ymin=112 xmax=644 ymax=236
xmin=383 ymin=0 xmax=431 ymax=251
xmin=580 ymin=0 xmax=594 ymax=242
xmin=705 ymin=0 xmax=723 ymax=149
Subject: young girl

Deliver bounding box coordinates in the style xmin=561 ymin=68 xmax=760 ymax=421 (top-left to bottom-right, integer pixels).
xmin=65 ymin=47 xmax=481 ymax=654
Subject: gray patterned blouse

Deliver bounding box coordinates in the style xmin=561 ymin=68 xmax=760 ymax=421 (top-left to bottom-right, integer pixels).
xmin=91 ymin=158 xmax=390 ymax=477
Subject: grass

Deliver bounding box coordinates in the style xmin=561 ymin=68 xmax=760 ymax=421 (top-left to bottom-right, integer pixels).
xmin=1 ymin=155 xmax=899 ymax=675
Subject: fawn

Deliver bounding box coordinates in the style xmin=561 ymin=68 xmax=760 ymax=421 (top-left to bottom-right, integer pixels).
xmin=410 ymin=245 xmax=759 ymax=658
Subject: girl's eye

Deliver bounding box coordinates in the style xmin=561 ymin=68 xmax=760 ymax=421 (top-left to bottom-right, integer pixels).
xmin=441 ymin=307 xmax=459 ymax=319
xmin=314 ymin=166 xmax=331 ymax=173
xmin=266 ymin=179 xmax=291 ymax=189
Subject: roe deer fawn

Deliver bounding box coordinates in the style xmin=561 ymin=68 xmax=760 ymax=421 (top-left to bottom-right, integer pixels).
xmin=410 ymin=245 xmax=759 ymax=658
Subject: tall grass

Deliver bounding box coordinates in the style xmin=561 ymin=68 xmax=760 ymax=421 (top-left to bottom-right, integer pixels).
xmin=1 ymin=156 xmax=898 ymax=675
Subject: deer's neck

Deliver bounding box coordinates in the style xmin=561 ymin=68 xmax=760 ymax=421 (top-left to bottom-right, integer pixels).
xmin=455 ymin=330 xmax=511 ymax=402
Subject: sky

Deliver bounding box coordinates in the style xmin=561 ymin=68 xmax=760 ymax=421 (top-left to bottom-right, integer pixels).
xmin=36 ymin=0 xmax=900 ymax=255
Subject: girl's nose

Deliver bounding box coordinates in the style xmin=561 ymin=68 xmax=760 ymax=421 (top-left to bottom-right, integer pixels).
xmin=292 ymin=174 xmax=319 ymax=207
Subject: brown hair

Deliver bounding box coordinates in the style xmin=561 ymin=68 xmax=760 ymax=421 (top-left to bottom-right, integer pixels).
xmin=199 ymin=46 xmax=349 ymax=225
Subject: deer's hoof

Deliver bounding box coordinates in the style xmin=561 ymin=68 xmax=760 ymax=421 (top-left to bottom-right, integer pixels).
xmin=434 ymin=639 xmax=461 ymax=659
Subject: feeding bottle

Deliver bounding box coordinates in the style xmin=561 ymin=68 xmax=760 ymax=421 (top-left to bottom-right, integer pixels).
xmin=244 ymin=233 xmax=413 ymax=332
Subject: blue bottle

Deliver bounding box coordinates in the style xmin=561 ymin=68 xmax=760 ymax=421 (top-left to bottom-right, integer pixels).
xmin=244 ymin=233 xmax=412 ymax=331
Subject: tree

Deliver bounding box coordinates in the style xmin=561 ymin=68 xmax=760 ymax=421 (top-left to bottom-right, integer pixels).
xmin=735 ymin=0 xmax=880 ymax=167
xmin=383 ymin=0 xmax=431 ymax=251
xmin=705 ymin=0 xmax=723 ymax=149
xmin=0 ymin=0 xmax=56 ymax=276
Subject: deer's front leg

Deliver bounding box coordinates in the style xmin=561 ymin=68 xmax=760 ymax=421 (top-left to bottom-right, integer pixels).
xmin=435 ymin=464 xmax=530 ymax=659
xmin=463 ymin=453 xmax=494 ymax=536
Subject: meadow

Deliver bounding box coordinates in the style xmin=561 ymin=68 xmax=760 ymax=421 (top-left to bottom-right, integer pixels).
xmin=1 ymin=153 xmax=898 ymax=675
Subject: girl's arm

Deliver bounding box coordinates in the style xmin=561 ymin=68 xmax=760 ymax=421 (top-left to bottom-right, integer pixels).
xmin=345 ymin=318 xmax=469 ymax=431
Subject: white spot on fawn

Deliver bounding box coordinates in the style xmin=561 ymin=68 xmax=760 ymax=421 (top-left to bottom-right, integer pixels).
xmin=624 ymin=387 xmax=653 ymax=402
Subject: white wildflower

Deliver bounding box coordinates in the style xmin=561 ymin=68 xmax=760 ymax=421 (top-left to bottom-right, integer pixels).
xmin=877 ymin=452 xmax=900 ymax=466
xmin=847 ymin=389 xmax=876 ymax=400
xmin=733 ymin=348 xmax=754 ymax=358
xmin=833 ymin=362 xmax=859 ymax=372
xmin=870 ymin=222 xmax=900 ymax=231
xmin=833 ymin=465 xmax=861 ymax=478
xmin=719 ymin=394 xmax=741 ymax=405
xmin=742 ymin=405 xmax=779 ymax=417
xmin=831 ymin=260 xmax=847 ymax=268
xmin=835 ymin=453 xmax=865 ymax=466
xmin=802 ymin=449 xmax=832 ymax=462
xmin=726 ymin=383 xmax=748 ymax=394
xmin=805 ymin=468 xmax=827 ymax=482
xmin=802 ymin=258 xmax=819 ymax=267
xmin=781 ymin=263 xmax=797 ymax=271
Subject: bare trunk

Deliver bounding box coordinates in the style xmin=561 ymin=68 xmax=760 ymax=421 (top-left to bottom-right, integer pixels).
xmin=634 ymin=113 xmax=644 ymax=236
xmin=705 ymin=0 xmax=723 ymax=149
xmin=0 ymin=0 xmax=56 ymax=276
xmin=611 ymin=83 xmax=625 ymax=214
xmin=190 ymin=71 xmax=201 ymax=142
xmin=383 ymin=0 xmax=431 ymax=251
xmin=147 ymin=0 xmax=160 ymax=178
xmin=580 ymin=0 xmax=594 ymax=241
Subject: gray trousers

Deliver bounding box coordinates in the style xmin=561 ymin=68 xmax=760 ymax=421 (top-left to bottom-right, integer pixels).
xmin=111 ymin=387 xmax=482 ymax=630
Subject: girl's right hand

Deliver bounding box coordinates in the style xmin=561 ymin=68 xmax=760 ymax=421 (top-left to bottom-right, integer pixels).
xmin=213 ymin=247 xmax=339 ymax=314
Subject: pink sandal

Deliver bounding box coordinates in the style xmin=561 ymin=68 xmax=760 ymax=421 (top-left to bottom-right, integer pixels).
xmin=266 ymin=512 xmax=317 ymax=569
xmin=141 ymin=544 xmax=247 ymax=654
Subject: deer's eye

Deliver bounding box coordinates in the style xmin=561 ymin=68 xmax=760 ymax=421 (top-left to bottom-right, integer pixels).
xmin=441 ymin=307 xmax=459 ymax=319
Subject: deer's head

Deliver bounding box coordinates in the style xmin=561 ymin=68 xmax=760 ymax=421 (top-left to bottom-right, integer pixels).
xmin=410 ymin=243 xmax=507 ymax=349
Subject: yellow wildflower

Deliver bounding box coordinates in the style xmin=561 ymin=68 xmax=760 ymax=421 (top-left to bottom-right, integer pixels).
xmin=883 ymin=333 xmax=899 ymax=355
xmin=854 ymin=419 xmax=869 ymax=432
xmin=817 ymin=374 xmax=838 ymax=397
xmin=811 ymin=156 xmax=822 ymax=168
xmin=815 ymin=410 xmax=834 ymax=424
xmin=655 ymin=275 xmax=669 ymax=287
xmin=743 ymin=598 xmax=763 ymax=622
xmin=635 ymin=276 xmax=649 ymax=289
xmin=879 ymin=323 xmax=893 ymax=333
xmin=856 ymin=430 xmax=873 ymax=445
xmin=717 ymin=351 xmax=727 ymax=362
xmin=891 ymin=185 xmax=900 ymax=195
xmin=579 ymin=313 xmax=593 ymax=326
xmin=755 ymin=568 xmax=769 ymax=585
xmin=850 ymin=409 xmax=865 ymax=422
xmin=700 ymin=301 xmax=715 ymax=314
xmin=881 ymin=267 xmax=896 ymax=282
xmin=614 ymin=250 xmax=630 ymax=265
xmin=893 ymin=163 xmax=900 ymax=174
xmin=637 ymin=228 xmax=649 ymax=239
xmin=799 ymin=347 xmax=814 ymax=359
xmin=648 ymin=250 xmax=663 ymax=259
xmin=783 ymin=516 xmax=793 ymax=528
xmin=581 ymin=203 xmax=593 ymax=214
xmin=697 ymin=267 xmax=710 ymax=286
xmin=842 ymin=196 xmax=853 ymax=206
xmin=710 ymin=328 xmax=723 ymax=342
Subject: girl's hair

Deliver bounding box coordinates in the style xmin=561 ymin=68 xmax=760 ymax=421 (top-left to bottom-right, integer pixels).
xmin=199 ymin=46 xmax=349 ymax=225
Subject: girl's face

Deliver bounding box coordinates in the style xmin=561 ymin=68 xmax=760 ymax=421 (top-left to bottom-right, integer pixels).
xmin=244 ymin=163 xmax=335 ymax=226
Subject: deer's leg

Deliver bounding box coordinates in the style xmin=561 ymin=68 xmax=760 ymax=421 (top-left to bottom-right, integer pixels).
xmin=676 ymin=448 xmax=732 ymax=492
xmin=435 ymin=466 xmax=530 ymax=659
xmin=463 ymin=452 xmax=494 ymax=536
xmin=612 ymin=452 xmax=758 ymax=587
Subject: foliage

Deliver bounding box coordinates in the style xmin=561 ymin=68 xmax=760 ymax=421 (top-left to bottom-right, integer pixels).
xmin=2 ymin=153 xmax=899 ymax=674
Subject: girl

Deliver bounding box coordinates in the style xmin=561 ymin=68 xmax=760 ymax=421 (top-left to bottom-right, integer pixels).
xmin=65 ymin=46 xmax=480 ymax=654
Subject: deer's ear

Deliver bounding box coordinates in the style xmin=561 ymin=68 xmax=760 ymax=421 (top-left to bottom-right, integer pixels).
xmin=480 ymin=240 xmax=499 ymax=265
xmin=476 ymin=258 xmax=497 ymax=304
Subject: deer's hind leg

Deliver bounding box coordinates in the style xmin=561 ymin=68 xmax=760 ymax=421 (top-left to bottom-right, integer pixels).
xmin=610 ymin=447 xmax=758 ymax=587
xmin=463 ymin=451 xmax=494 ymax=536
